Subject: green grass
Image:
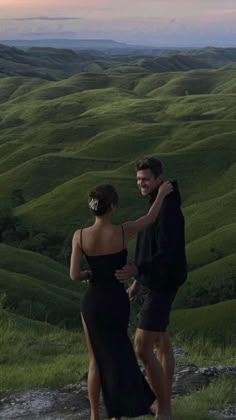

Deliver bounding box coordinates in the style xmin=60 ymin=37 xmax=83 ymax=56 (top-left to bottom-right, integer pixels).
xmin=0 ymin=309 xmax=87 ymax=390
xmin=1 ymin=305 xmax=235 ymax=420
xmin=171 ymin=378 xmax=236 ymax=420
xmin=133 ymin=378 xmax=236 ymax=420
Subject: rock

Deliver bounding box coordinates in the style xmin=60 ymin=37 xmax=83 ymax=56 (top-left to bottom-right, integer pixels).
xmin=172 ymin=364 xmax=210 ymax=396
xmin=199 ymin=367 xmax=236 ymax=378
xmin=174 ymin=348 xmax=188 ymax=358
xmin=172 ymin=364 xmax=236 ymax=397
xmin=0 ymin=388 xmax=91 ymax=419
xmin=209 ymin=405 xmax=236 ymax=419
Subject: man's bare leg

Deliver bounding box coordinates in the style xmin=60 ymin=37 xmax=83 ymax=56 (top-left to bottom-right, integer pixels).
xmin=81 ymin=315 xmax=101 ymax=420
xmin=135 ymin=329 xmax=169 ymax=417
xmin=155 ymin=333 xmax=175 ymax=416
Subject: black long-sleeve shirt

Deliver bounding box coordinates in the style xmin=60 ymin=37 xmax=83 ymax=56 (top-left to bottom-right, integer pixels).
xmin=135 ymin=181 xmax=187 ymax=292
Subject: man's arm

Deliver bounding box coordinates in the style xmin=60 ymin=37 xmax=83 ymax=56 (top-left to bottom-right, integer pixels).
xmin=122 ymin=181 xmax=173 ymax=239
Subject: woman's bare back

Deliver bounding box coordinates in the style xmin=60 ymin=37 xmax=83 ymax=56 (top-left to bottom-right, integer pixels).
xmin=79 ymin=224 xmax=125 ymax=256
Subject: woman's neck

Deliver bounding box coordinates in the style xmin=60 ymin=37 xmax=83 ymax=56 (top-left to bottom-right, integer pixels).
xmin=94 ymin=214 xmax=112 ymax=226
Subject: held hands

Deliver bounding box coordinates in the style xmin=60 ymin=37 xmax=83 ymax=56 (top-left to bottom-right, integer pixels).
xmin=158 ymin=181 xmax=173 ymax=198
xmin=115 ymin=264 xmax=138 ymax=283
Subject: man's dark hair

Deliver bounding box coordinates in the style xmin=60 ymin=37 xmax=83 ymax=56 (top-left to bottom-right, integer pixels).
xmin=136 ymin=157 xmax=163 ymax=178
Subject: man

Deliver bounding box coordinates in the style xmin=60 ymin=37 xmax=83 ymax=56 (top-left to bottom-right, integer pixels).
xmin=115 ymin=157 xmax=187 ymax=420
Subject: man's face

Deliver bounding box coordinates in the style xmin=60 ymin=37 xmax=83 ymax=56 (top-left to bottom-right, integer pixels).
xmin=137 ymin=169 xmax=161 ymax=196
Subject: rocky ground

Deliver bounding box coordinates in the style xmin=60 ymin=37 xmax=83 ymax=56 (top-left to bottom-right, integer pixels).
xmin=0 ymin=350 xmax=235 ymax=419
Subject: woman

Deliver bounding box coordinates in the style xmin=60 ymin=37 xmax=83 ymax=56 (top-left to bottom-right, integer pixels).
xmin=70 ymin=182 xmax=173 ymax=420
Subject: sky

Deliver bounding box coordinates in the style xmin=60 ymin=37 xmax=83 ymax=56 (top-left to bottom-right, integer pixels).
xmin=0 ymin=0 xmax=236 ymax=47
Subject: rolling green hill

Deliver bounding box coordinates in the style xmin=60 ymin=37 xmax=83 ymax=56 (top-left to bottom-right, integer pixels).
xmin=170 ymin=299 xmax=236 ymax=343
xmin=0 ymin=57 xmax=235 ymax=314
xmin=0 ymin=244 xmax=84 ymax=326
xmin=0 ymin=44 xmax=107 ymax=79
xmin=186 ymin=47 xmax=236 ymax=68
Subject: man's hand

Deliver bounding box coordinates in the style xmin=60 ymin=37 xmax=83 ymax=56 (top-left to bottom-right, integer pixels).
xmin=127 ymin=280 xmax=139 ymax=301
xmin=115 ymin=264 xmax=138 ymax=283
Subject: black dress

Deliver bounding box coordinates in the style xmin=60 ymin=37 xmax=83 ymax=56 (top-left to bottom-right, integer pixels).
xmin=80 ymin=227 xmax=155 ymax=418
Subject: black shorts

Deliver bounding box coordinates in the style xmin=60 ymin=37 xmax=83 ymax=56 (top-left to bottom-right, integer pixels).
xmin=138 ymin=289 xmax=178 ymax=332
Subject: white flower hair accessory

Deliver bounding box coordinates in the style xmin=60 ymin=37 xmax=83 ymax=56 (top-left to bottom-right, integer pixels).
xmin=89 ymin=198 xmax=99 ymax=211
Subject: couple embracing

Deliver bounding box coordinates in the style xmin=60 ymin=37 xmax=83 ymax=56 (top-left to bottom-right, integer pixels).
xmin=70 ymin=157 xmax=187 ymax=420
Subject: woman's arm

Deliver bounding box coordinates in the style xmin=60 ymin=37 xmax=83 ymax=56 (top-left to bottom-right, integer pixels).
xmin=123 ymin=181 xmax=173 ymax=239
xmin=70 ymin=230 xmax=91 ymax=281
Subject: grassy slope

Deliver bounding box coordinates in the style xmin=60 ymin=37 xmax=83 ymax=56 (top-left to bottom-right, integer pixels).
xmin=130 ymin=299 xmax=236 ymax=347
xmin=0 ymin=308 xmax=87 ymax=389
xmin=170 ymin=299 xmax=236 ymax=343
xmin=0 ymin=244 xmax=85 ymax=326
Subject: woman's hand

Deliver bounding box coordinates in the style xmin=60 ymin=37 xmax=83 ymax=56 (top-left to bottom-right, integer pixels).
xmin=121 ymin=181 xmax=174 ymax=239
xmin=158 ymin=181 xmax=173 ymax=198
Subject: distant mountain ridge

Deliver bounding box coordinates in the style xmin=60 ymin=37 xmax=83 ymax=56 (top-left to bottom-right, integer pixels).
xmin=1 ymin=44 xmax=236 ymax=81
xmin=0 ymin=39 xmax=132 ymax=50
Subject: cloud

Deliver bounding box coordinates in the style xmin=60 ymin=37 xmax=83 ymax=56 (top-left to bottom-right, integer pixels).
xmin=1 ymin=16 xmax=81 ymax=21
xmin=17 ymin=31 xmax=80 ymax=37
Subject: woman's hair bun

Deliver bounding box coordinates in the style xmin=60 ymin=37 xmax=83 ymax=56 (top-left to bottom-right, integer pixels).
xmin=88 ymin=184 xmax=118 ymax=216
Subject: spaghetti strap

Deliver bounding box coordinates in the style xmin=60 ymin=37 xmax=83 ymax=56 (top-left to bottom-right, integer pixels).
xmin=121 ymin=224 xmax=125 ymax=250
xmin=80 ymin=229 xmax=84 ymax=254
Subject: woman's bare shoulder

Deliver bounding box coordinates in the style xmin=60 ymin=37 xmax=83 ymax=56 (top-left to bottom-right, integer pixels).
xmin=73 ymin=229 xmax=81 ymax=238
xmin=72 ymin=225 xmax=95 ymax=240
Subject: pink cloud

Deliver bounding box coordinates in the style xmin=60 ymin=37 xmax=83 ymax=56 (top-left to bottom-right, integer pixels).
xmin=200 ymin=8 xmax=236 ymax=23
xmin=213 ymin=8 xmax=236 ymax=15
